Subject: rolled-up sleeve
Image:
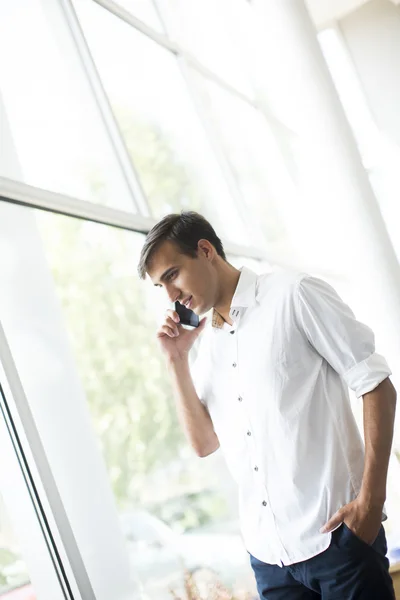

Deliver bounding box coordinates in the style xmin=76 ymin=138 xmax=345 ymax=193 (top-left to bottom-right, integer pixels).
xmin=296 ymin=275 xmax=391 ymax=398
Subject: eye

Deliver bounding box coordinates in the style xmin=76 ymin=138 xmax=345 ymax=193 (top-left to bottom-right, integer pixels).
xmin=166 ymin=270 xmax=178 ymax=282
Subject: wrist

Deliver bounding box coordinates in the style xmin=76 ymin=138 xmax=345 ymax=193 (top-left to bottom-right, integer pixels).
xmin=358 ymin=488 xmax=386 ymax=509
xmin=166 ymin=354 xmax=189 ymax=370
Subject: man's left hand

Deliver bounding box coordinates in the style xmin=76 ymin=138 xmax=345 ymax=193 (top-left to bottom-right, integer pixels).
xmin=320 ymin=496 xmax=383 ymax=545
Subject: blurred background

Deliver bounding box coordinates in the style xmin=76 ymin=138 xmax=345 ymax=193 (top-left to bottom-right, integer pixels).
xmin=1 ymin=0 xmax=400 ymax=598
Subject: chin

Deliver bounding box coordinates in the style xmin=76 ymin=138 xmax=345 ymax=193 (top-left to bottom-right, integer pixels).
xmin=193 ymin=303 xmax=201 ymax=315
xmin=195 ymin=302 xmax=210 ymax=317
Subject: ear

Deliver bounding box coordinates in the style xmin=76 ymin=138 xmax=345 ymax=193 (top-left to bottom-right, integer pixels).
xmin=197 ymin=239 xmax=214 ymax=260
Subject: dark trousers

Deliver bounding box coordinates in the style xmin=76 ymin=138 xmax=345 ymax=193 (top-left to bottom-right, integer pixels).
xmin=250 ymin=524 xmax=395 ymax=599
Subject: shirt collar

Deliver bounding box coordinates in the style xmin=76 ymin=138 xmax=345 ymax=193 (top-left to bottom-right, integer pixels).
xmin=211 ymin=267 xmax=258 ymax=329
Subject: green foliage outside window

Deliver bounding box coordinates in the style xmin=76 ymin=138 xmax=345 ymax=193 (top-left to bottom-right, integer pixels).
xmin=37 ymin=111 xmax=229 ymax=531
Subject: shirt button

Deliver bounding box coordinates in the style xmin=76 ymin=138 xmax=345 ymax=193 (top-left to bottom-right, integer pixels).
xmin=230 ymin=330 xmax=235 ymax=335
xmin=247 ymin=431 xmax=251 ymax=436
xmin=254 ymin=466 xmax=259 ymax=471
xmin=238 ymin=396 xmax=243 ymax=402
xmin=232 ymin=362 xmax=237 ymax=368
xmin=262 ymin=501 xmax=267 ymax=507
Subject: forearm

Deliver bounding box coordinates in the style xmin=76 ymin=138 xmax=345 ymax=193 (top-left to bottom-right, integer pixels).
xmin=167 ymin=358 xmax=219 ymax=457
xmin=360 ymin=377 xmax=397 ymax=506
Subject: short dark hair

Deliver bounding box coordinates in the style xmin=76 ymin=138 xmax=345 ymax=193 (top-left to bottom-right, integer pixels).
xmin=137 ymin=211 xmax=226 ymax=279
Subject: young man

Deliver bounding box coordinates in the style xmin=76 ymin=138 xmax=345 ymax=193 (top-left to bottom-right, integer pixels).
xmin=138 ymin=211 xmax=397 ymax=599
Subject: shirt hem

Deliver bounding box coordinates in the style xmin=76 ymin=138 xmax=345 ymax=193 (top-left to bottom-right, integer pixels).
xmin=247 ymin=534 xmax=332 ymax=567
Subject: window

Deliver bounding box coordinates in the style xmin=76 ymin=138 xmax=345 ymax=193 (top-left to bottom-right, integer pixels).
xmin=0 ymin=375 xmax=71 ymax=600
xmin=0 ymin=0 xmax=135 ymax=211
xmin=113 ymin=0 xmax=165 ymax=32
xmin=73 ymin=0 xmax=249 ymax=244
xmin=157 ymin=0 xmax=253 ymax=96
xmin=191 ymin=71 xmax=295 ymax=253
xmin=0 ymin=491 xmax=32 ymax=599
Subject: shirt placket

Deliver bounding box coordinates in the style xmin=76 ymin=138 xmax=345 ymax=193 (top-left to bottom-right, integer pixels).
xmin=231 ymin=321 xmax=269 ymax=508
xmin=232 ymin=318 xmax=288 ymax=566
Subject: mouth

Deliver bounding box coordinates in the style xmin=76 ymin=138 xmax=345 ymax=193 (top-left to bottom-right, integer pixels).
xmin=183 ymin=296 xmax=193 ymax=309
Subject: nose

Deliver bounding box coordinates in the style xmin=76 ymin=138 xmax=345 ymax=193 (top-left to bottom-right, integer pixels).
xmin=165 ymin=284 xmax=180 ymax=304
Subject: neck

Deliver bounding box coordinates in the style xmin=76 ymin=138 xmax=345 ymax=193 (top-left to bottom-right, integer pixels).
xmin=213 ymin=262 xmax=241 ymax=326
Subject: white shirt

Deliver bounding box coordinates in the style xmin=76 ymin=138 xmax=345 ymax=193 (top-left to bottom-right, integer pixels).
xmin=190 ymin=267 xmax=391 ymax=566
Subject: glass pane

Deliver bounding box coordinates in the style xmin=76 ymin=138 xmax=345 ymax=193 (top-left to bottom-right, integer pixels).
xmin=0 ymin=493 xmax=32 ymax=599
xmin=114 ymin=0 xmax=165 ymax=32
xmin=0 ymin=0 xmax=135 ymax=211
xmin=192 ymin=71 xmax=295 ymax=252
xmin=33 ymin=209 xmax=256 ymax=599
xmin=158 ymin=0 xmax=253 ymax=96
xmin=0 ymin=379 xmax=69 ymax=600
xmin=0 ymin=201 xmax=136 ymax=600
xmin=73 ymin=0 xmax=249 ymax=245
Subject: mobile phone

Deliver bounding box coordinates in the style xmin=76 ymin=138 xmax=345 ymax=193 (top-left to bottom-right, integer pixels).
xmin=175 ymin=301 xmax=200 ymax=328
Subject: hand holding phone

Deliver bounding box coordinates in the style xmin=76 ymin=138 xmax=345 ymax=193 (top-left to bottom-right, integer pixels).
xmin=174 ymin=301 xmax=200 ymax=328
xmin=156 ymin=306 xmax=205 ymax=362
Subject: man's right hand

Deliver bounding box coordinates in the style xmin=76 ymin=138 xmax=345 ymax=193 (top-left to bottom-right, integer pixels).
xmin=156 ymin=309 xmax=207 ymax=363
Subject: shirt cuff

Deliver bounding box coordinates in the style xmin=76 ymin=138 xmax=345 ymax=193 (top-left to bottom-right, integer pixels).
xmin=343 ymin=352 xmax=392 ymax=398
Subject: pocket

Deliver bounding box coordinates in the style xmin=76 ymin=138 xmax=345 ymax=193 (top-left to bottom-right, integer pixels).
xmin=342 ymin=523 xmax=372 ymax=548
xmin=341 ymin=523 xmax=387 ymax=556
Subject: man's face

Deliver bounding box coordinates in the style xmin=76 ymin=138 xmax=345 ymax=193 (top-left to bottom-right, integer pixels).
xmin=147 ymin=240 xmax=217 ymax=315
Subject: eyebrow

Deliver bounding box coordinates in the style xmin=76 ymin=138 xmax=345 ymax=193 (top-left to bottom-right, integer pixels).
xmin=154 ymin=266 xmax=178 ymax=287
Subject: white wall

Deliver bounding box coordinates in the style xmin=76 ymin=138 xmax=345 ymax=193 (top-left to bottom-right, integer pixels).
xmin=340 ymin=0 xmax=400 ymax=149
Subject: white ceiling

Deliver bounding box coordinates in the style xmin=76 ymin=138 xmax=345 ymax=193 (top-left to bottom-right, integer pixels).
xmin=305 ymin=0 xmax=371 ymax=29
